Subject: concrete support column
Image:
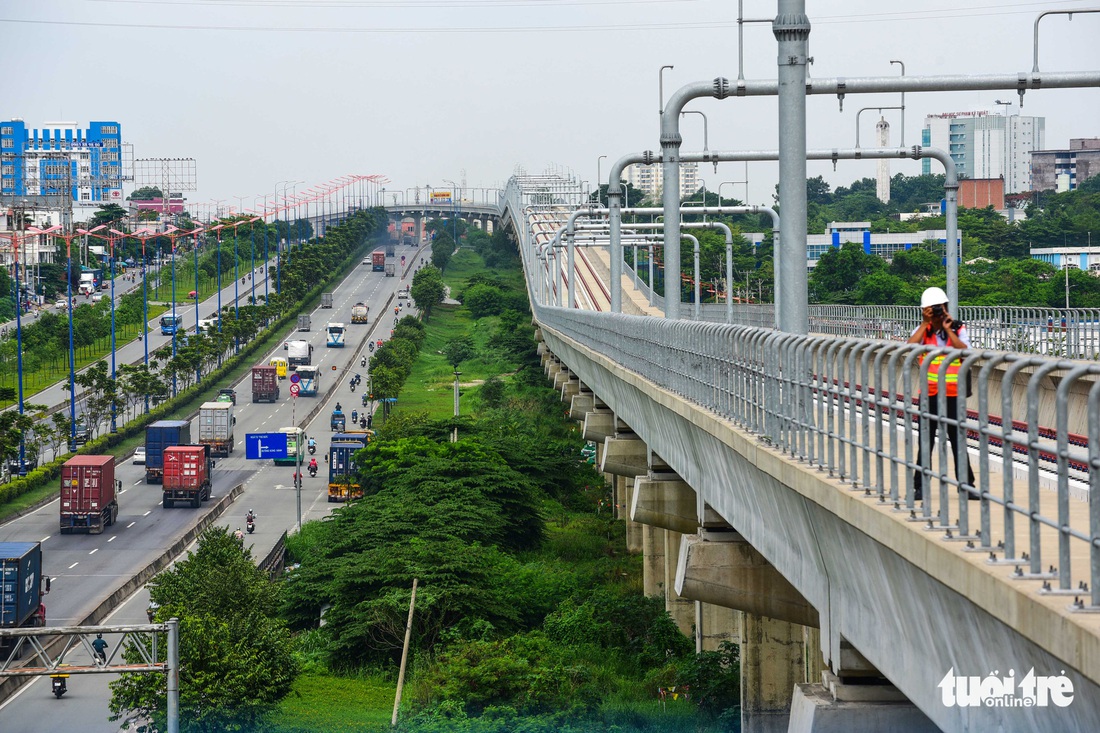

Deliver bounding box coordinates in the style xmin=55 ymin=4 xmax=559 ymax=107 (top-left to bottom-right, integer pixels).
xmin=623 ymin=477 xmax=643 ymax=554
xmin=642 ymin=523 xmax=666 ymax=598
xmin=664 ymin=530 xmax=696 ymax=637
xmin=414 ymin=213 xmax=423 ymax=244
xmin=741 ymin=612 xmax=807 ymax=733
xmin=700 ymin=604 xmax=741 ymax=652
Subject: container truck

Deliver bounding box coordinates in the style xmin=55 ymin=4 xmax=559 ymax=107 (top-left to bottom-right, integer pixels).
xmin=162 ymin=445 xmax=214 ymax=508
xmin=197 ymin=401 xmax=235 ymax=457
xmin=59 ymin=455 xmax=119 ymax=534
xmin=252 ymin=366 xmax=280 ymax=402
xmin=351 ymin=302 xmax=369 ymax=324
xmin=321 ymin=292 xmax=334 ymax=308
xmin=286 ymin=339 xmax=312 ymax=368
xmin=385 ymin=243 xmax=396 ymax=257
xmin=385 ymin=263 xmax=395 ymax=278
xmin=326 ymin=323 xmax=346 ymax=348
xmin=328 ymin=431 xmax=372 ymax=502
xmin=144 ymin=420 xmax=192 ymax=483
xmin=297 ymin=314 xmax=311 ymax=331
xmin=371 ymin=252 xmax=386 ymax=272
xmin=0 ymin=542 xmax=49 ymax=656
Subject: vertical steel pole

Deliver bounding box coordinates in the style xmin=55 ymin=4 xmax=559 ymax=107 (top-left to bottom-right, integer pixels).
xmin=142 ymin=238 xmax=149 ymax=413
xmin=774 ymin=0 xmax=811 ymax=334
xmin=167 ymin=617 xmax=179 ymax=733
xmin=67 ymin=238 xmax=76 ymax=449
xmin=110 ymin=237 xmax=117 ymax=432
xmin=14 ymin=233 xmax=25 ymax=473
xmin=608 ymin=185 xmax=623 ymax=312
xmin=660 ymin=132 xmax=682 ymax=320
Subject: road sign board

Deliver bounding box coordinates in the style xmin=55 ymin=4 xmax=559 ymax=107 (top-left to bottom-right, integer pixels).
xmin=289 ymin=373 xmax=301 ymax=384
xmin=289 ymin=383 xmax=301 ymax=397
xmin=245 ymin=432 xmax=288 ymax=460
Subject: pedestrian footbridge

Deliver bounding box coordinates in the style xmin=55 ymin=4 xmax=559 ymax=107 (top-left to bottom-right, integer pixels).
xmin=499 ymin=173 xmax=1100 ymax=733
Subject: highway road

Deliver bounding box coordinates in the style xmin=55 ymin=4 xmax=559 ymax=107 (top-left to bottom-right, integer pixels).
xmin=0 ymin=240 xmax=424 ymax=729
xmin=10 ymin=259 xmax=282 ymax=468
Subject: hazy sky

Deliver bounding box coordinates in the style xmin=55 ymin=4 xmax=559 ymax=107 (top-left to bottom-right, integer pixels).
xmin=2 ymin=0 xmax=1097 ymax=212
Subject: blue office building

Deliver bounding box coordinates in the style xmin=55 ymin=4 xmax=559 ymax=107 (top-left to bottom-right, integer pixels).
xmin=1 ymin=119 xmax=123 ymax=205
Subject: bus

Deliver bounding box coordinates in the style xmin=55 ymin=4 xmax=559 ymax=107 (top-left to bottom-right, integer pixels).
xmin=326 ymin=323 xmax=346 ymax=348
xmin=160 ymin=315 xmax=183 ymax=335
xmin=297 ymin=365 xmax=319 ymax=396
xmin=272 ymin=426 xmax=304 ymax=467
xmin=328 ymin=430 xmax=373 ymax=502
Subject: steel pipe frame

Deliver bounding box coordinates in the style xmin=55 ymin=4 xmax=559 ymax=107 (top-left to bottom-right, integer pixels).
xmin=610 ymin=145 xmax=957 ymax=313
xmin=657 ymin=53 xmax=1100 ymax=328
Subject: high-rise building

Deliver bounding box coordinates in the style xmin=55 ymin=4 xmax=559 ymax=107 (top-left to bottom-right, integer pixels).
xmin=1031 ymin=138 xmax=1100 ymax=192
xmin=624 ymin=161 xmax=700 ymax=201
xmin=0 ymin=119 xmax=124 ymax=211
xmin=921 ymin=111 xmax=1044 ymax=194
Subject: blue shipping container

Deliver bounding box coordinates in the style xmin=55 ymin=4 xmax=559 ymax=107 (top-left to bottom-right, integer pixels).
xmin=0 ymin=542 xmax=42 ymax=628
xmin=145 ymin=420 xmax=192 ymax=471
xmin=328 ymin=442 xmax=363 ymax=484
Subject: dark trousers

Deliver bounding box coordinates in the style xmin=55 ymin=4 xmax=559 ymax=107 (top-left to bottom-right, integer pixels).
xmin=914 ymin=395 xmax=975 ymax=499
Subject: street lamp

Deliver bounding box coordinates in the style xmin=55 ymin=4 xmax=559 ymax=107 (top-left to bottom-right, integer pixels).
xmin=77 ymin=224 xmax=118 ymax=431
xmin=659 ymin=64 xmax=674 ymax=116
xmin=29 ymin=225 xmax=80 ymax=450
xmin=444 ymin=179 xmax=460 ymax=247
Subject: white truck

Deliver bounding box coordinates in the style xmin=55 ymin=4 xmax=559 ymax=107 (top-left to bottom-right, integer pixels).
xmin=197 ymin=401 xmax=234 ymax=457
xmin=78 ymin=273 xmax=96 ymax=295
xmin=351 ymin=302 xmax=369 ymax=324
xmin=286 ymin=339 xmax=313 ymax=368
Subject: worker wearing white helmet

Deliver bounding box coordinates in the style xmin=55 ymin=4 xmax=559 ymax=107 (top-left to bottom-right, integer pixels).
xmin=906 ymin=286 xmax=975 ymax=502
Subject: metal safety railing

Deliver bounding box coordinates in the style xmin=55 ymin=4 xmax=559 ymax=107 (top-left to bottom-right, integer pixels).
xmin=533 ymin=303 xmax=1100 ymax=611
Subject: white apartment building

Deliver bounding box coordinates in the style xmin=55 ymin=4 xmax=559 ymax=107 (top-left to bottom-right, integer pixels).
xmin=624 ymin=161 xmax=700 ymax=201
xmin=922 ymin=110 xmax=1045 ymax=194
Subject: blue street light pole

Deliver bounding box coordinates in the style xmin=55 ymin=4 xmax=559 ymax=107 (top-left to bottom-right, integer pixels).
xmin=65 ymin=234 xmax=76 ymax=449
xmin=171 ymin=233 xmax=178 ymax=398
xmin=115 ymin=229 xmax=150 ymax=413
xmin=250 ymin=220 xmax=256 ymax=304
xmin=109 ymin=235 xmax=117 ymax=431
xmin=12 ymin=231 xmax=28 ymax=474
xmin=216 ymin=227 xmax=223 ymax=331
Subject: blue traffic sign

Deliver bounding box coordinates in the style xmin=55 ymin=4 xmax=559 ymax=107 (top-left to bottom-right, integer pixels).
xmin=245 ymin=432 xmax=288 ymax=460
xmin=289 ymin=373 xmax=301 ymax=384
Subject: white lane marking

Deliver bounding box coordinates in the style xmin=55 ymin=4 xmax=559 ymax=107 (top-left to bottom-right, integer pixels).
xmin=89 ymin=548 xmax=99 ymax=555
xmin=108 ymin=536 xmax=117 ymax=542
xmin=40 ymin=536 xmax=50 ymax=543
xmin=120 ymin=489 xmax=127 ymax=494
xmin=127 ymin=521 xmax=136 ymax=528
xmin=133 ymin=480 xmax=143 ymax=486
xmin=68 ymin=562 xmax=79 ymax=569
xmin=143 ymin=510 xmax=151 ymax=516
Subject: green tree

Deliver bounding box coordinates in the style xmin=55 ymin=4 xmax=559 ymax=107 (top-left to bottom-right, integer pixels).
xmin=808 ymin=242 xmax=885 ymax=303
xmin=410 ymin=266 xmax=446 ymax=317
xmin=109 ymin=528 xmax=298 ymax=733
xmin=443 ymin=337 xmax=474 ymax=369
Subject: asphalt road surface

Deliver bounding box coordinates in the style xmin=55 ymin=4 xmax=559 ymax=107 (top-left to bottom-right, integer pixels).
xmin=0 ymin=242 xmax=425 ymax=730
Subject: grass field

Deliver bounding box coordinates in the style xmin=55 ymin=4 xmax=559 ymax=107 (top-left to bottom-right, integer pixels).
xmin=267 ymin=673 xmax=396 ymax=733
xmin=392 ymin=248 xmax=523 ymax=419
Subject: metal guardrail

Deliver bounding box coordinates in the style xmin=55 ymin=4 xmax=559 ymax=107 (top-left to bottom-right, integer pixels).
xmin=530 ymin=303 xmax=1100 ymax=611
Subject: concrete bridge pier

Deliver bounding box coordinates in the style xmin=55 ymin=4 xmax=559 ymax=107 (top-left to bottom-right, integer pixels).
xmin=413 ymin=213 xmax=423 ymax=244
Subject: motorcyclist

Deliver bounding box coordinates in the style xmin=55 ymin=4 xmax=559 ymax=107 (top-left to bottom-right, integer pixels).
xmin=335 ymin=402 xmax=342 ymax=413
xmin=361 ymin=356 xmax=367 ymax=366
xmin=368 ymin=341 xmax=374 ymax=352
xmin=92 ymin=633 xmax=108 ymax=664
xmin=349 ymin=378 xmax=356 ymax=392
xmin=359 ymin=417 xmax=367 ymax=429
xmin=307 ymin=436 xmax=317 ymax=452
xmin=351 ymin=409 xmax=358 ymax=423
xmin=308 ymin=457 xmax=318 ymax=472
xmin=234 ymin=527 xmax=244 ymax=541
xmin=246 ymin=509 xmax=255 ymax=524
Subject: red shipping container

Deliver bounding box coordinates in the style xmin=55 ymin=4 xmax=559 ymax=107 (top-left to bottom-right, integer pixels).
xmin=162 ymin=446 xmax=209 ymax=490
xmin=60 ymin=455 xmax=118 ymax=533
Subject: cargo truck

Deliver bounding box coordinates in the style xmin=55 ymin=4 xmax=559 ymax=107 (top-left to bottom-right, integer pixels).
xmin=297 ymin=314 xmax=311 ymax=331
xmin=286 ymin=339 xmax=312 ymax=368
xmin=351 ymin=302 xmax=369 ymax=323
xmin=162 ymin=445 xmax=214 ymax=508
xmin=252 ymin=366 xmax=280 ymax=402
xmin=144 ymin=420 xmax=192 ymax=483
xmin=328 ymin=431 xmax=372 ymax=502
xmin=59 ymin=455 xmax=119 ymax=534
xmin=385 ymin=243 xmax=395 ymax=257
xmin=0 ymin=542 xmax=49 ymax=656
xmin=197 ymin=401 xmax=235 ymax=457
xmin=385 ymin=263 xmax=395 ymax=278
xmin=371 ymin=252 xmax=386 ymax=272
xmin=321 ymin=292 xmax=334 ymax=308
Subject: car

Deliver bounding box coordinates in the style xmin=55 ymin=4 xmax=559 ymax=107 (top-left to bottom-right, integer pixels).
xmin=101 ymin=281 xmax=110 ymax=291
xmin=91 ymin=293 xmax=105 ymax=303
xmin=362 ymin=257 xmax=371 ymax=265
xmin=54 ymin=299 xmax=67 ymax=309
xmin=217 ymin=388 xmax=237 ymax=405
xmin=73 ymin=421 xmax=89 ymax=446
xmin=132 ymin=446 xmax=147 ymax=465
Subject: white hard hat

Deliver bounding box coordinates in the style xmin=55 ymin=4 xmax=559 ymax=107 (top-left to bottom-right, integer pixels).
xmin=920 ymin=286 xmax=949 ymax=308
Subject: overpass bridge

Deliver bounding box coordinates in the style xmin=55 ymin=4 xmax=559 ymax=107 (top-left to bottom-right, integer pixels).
xmin=498 ymin=173 xmax=1100 ymax=733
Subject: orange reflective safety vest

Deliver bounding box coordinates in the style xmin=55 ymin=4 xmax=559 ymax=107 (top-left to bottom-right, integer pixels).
xmin=920 ymin=330 xmax=962 ymax=398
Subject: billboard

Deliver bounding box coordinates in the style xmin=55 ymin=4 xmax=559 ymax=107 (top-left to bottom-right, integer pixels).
xmin=430 ymin=191 xmax=452 ymax=204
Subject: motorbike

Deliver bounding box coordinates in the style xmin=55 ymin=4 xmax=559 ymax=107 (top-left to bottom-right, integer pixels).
xmin=308 ymin=465 xmax=318 ymax=478
xmin=246 ymin=518 xmax=255 ymax=534
xmin=349 ymin=381 xmax=356 ymax=393
xmin=308 ymin=443 xmax=316 ymax=455
xmin=51 ymin=674 xmax=68 ymax=699
xmin=360 ymin=417 xmax=367 ymax=429
xmin=361 ymin=356 xmax=367 ymax=367
xmin=368 ymin=342 xmax=374 ymax=352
